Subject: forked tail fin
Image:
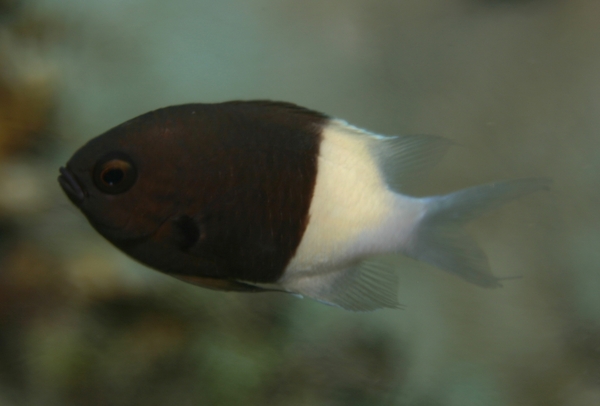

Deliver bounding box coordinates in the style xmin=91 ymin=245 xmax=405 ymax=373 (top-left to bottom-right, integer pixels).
xmin=405 ymin=178 xmax=551 ymax=287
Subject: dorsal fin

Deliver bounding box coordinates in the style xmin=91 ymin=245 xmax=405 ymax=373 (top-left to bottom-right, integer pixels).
xmin=371 ymin=133 xmax=454 ymax=193
xmin=329 ymin=120 xmax=454 ymax=193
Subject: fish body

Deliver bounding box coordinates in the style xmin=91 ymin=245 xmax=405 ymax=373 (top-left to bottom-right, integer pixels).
xmin=58 ymin=101 xmax=548 ymax=310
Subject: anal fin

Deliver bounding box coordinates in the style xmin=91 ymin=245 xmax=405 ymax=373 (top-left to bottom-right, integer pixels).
xmin=286 ymin=258 xmax=402 ymax=311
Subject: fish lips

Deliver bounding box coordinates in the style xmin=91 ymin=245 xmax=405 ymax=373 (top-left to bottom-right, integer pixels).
xmin=58 ymin=166 xmax=87 ymax=205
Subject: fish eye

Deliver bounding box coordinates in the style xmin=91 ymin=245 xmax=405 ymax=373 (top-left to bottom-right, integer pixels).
xmin=93 ymin=154 xmax=137 ymax=194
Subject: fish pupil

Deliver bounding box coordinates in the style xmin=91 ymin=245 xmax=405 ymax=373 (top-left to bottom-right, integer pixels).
xmin=102 ymin=168 xmax=124 ymax=185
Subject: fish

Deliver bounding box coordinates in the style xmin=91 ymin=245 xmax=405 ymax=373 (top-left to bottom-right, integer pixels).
xmin=58 ymin=100 xmax=549 ymax=311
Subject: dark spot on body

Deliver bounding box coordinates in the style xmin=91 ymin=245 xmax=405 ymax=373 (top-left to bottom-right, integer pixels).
xmin=172 ymin=215 xmax=201 ymax=251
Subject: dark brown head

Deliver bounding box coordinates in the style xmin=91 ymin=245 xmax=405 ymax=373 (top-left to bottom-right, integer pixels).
xmin=59 ymin=101 xmax=327 ymax=283
xmin=59 ymin=109 xmax=184 ymax=243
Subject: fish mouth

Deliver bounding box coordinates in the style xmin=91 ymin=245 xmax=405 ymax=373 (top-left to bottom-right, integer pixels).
xmin=58 ymin=167 xmax=86 ymax=204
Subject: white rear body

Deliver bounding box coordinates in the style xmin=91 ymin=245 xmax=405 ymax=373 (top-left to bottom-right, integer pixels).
xmin=279 ymin=120 xmax=425 ymax=293
xmin=265 ymin=119 xmax=548 ymax=311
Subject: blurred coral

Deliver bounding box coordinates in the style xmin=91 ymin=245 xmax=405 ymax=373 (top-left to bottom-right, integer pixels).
xmin=0 ymin=13 xmax=58 ymax=158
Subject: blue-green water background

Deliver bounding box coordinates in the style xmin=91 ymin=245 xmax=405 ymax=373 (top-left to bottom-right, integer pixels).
xmin=0 ymin=0 xmax=598 ymax=405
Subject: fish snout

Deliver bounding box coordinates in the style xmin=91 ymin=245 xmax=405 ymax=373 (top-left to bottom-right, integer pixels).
xmin=58 ymin=167 xmax=87 ymax=204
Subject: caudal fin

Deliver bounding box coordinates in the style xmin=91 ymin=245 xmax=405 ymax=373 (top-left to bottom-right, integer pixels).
xmin=405 ymin=178 xmax=551 ymax=287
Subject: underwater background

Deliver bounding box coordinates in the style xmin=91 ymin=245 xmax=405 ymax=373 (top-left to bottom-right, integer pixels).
xmin=0 ymin=0 xmax=598 ymax=405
